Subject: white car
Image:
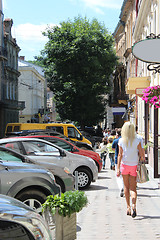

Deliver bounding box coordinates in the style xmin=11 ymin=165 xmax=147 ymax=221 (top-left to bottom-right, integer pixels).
xmin=0 ymin=137 xmax=98 ymax=189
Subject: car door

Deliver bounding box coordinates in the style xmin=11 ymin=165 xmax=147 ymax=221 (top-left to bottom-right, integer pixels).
xmin=21 ymin=140 xmax=71 ymax=169
xmin=0 ymin=162 xmax=21 ymax=195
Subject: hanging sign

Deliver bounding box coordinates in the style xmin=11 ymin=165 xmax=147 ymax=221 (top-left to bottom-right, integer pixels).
xmin=132 ymin=38 xmax=160 ymax=63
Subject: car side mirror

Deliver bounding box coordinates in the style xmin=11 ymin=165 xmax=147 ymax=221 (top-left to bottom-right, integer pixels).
xmin=60 ymin=150 xmax=66 ymax=157
xmin=77 ymin=135 xmax=83 ymax=140
xmin=71 ymin=146 xmax=78 ymax=152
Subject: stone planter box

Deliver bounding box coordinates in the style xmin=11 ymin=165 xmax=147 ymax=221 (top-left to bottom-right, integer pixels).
xmin=43 ymin=209 xmax=77 ymax=240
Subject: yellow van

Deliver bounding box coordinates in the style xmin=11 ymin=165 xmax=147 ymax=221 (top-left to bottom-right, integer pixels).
xmin=5 ymin=123 xmax=92 ymax=146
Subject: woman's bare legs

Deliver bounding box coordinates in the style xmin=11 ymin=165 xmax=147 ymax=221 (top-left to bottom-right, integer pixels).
xmin=122 ymin=174 xmax=130 ymax=209
xmin=129 ymin=175 xmax=137 ymax=210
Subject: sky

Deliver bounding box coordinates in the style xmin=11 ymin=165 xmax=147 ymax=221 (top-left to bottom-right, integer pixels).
xmin=3 ymin=0 xmax=124 ymax=61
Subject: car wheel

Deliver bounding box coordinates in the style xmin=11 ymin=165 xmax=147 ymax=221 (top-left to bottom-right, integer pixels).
xmin=75 ymin=168 xmax=92 ymax=190
xmin=55 ymin=176 xmax=65 ymax=193
xmin=16 ymin=189 xmax=47 ymax=214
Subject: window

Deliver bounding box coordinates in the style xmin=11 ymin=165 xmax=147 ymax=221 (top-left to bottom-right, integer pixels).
xmin=67 ymin=127 xmax=81 ymax=139
xmin=0 ymin=150 xmax=23 ymax=162
xmin=2 ymin=142 xmax=22 ymax=154
xmin=6 ymin=126 xmax=12 ymax=133
xmin=47 ymin=138 xmax=72 ymax=151
xmin=46 ymin=126 xmax=64 ymax=134
xmin=6 ymin=81 xmax=9 ymax=99
xmin=22 ymin=141 xmax=60 ymax=156
xmin=14 ymin=126 xmax=20 ymax=132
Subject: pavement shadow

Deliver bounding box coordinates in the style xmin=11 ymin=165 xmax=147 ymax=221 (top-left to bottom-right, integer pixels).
xmin=137 ymin=194 xmax=160 ymax=198
xmin=137 ymin=186 xmax=159 ymax=191
xmin=85 ymin=185 xmax=108 ymax=191
xmin=98 ymin=176 xmax=111 ymax=180
xmin=135 ymin=215 xmax=160 ymax=220
xmin=100 ymin=170 xmax=108 ymax=173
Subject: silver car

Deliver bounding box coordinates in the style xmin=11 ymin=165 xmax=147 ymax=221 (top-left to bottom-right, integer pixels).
xmin=0 ymin=158 xmax=60 ymax=213
xmin=0 ymin=194 xmax=52 ymax=240
xmin=0 ymin=146 xmax=75 ymax=193
xmin=0 ymin=137 xmax=98 ymax=189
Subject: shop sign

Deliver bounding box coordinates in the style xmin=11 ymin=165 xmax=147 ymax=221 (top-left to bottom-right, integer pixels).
xmin=132 ymin=38 xmax=160 ymax=63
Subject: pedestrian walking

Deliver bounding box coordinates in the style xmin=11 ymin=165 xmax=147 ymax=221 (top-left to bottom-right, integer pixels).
xmin=112 ymin=129 xmax=124 ymax=197
xmin=99 ymin=137 xmax=108 ymax=169
xmin=136 ymin=125 xmax=145 ymax=159
xmin=107 ymin=137 xmax=115 ymax=170
xmin=116 ymin=122 xmax=144 ymax=218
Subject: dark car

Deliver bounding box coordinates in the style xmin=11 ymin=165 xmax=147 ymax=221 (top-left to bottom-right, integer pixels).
xmin=0 ymin=194 xmax=52 ymax=239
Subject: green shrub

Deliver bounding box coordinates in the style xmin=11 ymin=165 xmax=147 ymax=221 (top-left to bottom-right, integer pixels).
xmin=42 ymin=190 xmax=88 ymax=217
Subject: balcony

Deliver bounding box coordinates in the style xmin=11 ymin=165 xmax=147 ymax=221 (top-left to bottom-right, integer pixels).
xmin=0 ymin=46 xmax=7 ymax=61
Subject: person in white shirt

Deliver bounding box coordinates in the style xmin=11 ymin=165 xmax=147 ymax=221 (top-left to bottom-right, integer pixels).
xmin=117 ymin=122 xmax=144 ymax=218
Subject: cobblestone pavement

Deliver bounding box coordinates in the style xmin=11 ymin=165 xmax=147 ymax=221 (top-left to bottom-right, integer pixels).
xmin=76 ymin=158 xmax=160 ymax=240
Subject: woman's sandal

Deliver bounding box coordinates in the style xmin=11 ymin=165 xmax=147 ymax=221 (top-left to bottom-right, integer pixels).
xmin=132 ymin=209 xmax=137 ymax=218
xmin=127 ymin=207 xmax=131 ymax=216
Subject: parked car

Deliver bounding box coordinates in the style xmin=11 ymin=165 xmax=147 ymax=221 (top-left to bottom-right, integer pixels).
xmin=5 ymin=129 xmax=94 ymax=150
xmin=0 ymin=154 xmax=60 ymax=213
xmin=5 ymin=122 xmax=92 ymax=146
xmin=0 ymin=194 xmax=52 ymax=240
xmin=0 ymin=146 xmax=75 ymax=193
xmin=20 ymin=135 xmax=102 ymax=172
xmin=0 ymin=137 xmax=98 ymax=189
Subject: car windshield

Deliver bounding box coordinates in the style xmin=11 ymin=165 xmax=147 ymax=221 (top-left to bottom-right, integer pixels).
xmin=44 ymin=138 xmax=72 ymax=151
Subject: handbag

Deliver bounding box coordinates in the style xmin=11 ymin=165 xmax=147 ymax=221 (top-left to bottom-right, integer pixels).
xmin=137 ymin=162 xmax=149 ymax=183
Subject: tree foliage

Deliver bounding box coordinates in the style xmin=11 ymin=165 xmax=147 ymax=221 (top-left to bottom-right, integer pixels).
xmin=41 ymin=16 xmax=117 ymax=127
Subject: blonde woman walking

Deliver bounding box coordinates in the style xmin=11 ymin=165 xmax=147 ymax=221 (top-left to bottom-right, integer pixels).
xmin=116 ymin=122 xmax=144 ymax=218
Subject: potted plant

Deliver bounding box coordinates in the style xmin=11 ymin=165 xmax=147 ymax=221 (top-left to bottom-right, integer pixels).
xmin=42 ymin=190 xmax=88 ymax=240
xmin=142 ymin=85 xmax=160 ymax=108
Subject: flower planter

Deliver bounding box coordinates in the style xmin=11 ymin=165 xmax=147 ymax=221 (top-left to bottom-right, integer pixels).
xmin=42 ymin=191 xmax=88 ymax=240
xmin=142 ymin=85 xmax=160 ymax=108
xmin=43 ymin=208 xmax=76 ymax=240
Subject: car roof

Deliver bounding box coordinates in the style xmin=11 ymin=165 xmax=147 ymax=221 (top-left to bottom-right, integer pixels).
xmin=0 ymin=137 xmax=66 ymax=152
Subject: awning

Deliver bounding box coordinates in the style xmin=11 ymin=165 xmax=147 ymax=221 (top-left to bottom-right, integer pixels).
xmin=112 ymin=107 xmax=126 ymax=115
xmin=126 ymin=77 xmax=151 ymax=94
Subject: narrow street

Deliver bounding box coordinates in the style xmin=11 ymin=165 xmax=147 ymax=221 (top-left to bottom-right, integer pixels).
xmin=77 ymin=158 xmax=160 ymax=240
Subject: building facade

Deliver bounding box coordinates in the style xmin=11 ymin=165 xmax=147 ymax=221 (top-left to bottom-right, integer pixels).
xmin=0 ymin=8 xmax=20 ymax=138
xmin=46 ymin=87 xmax=57 ymax=122
xmin=114 ymin=0 xmax=160 ymax=178
xmin=18 ymin=57 xmax=47 ymax=123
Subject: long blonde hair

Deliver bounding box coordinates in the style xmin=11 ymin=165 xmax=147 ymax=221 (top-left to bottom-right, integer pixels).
xmin=121 ymin=122 xmax=135 ymax=146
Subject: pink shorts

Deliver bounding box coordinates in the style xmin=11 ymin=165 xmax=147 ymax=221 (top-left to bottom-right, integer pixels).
xmin=120 ymin=164 xmax=137 ymax=177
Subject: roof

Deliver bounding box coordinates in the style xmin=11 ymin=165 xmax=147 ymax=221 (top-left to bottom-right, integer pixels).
xmin=18 ymin=58 xmax=44 ymax=76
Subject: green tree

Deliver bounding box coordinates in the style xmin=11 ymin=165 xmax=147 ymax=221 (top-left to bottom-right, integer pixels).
xmin=41 ymin=16 xmax=117 ymax=127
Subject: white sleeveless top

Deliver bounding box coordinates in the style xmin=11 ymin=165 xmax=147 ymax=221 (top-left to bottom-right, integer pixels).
xmin=118 ymin=137 xmax=140 ymax=166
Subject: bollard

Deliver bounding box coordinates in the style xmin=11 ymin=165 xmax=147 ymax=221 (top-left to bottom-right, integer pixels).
xmin=75 ymin=171 xmax=79 ymax=190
